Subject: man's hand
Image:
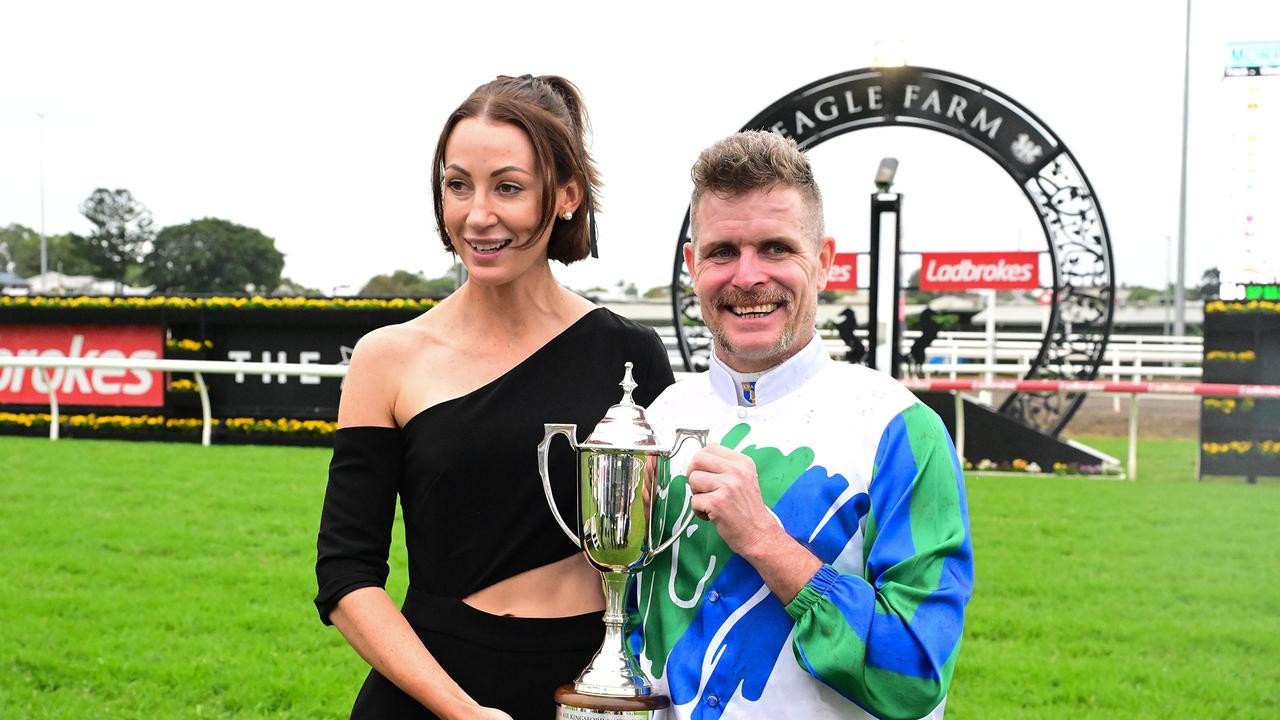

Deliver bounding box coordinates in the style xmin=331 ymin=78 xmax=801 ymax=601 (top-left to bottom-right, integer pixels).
xmin=686 ymin=445 xmax=783 ymax=557
xmin=685 ymin=444 xmax=823 ymax=603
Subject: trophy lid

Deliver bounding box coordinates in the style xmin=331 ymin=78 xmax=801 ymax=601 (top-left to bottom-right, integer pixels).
xmin=580 ymin=362 xmax=662 ymax=450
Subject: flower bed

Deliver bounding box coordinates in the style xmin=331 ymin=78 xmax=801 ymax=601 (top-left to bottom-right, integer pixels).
xmin=166 ymin=337 xmax=213 ymax=352
xmin=1204 ymin=350 xmax=1256 ymax=362
xmin=1204 ymin=299 xmax=1280 ymax=314
xmin=0 ymin=412 xmax=338 ymax=446
xmin=0 ymin=295 xmax=437 ymax=312
xmin=960 ymin=456 xmax=1122 ymax=477
xmin=1203 ymin=398 xmax=1255 ymax=415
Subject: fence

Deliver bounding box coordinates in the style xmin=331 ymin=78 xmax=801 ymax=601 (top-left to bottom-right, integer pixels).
xmin=658 ymin=328 xmax=1203 ymax=383
xmin=8 ymin=355 xmax=1274 ymax=482
xmin=900 ymin=378 xmax=1280 ymax=480
xmin=0 ymin=356 xmax=347 ymax=447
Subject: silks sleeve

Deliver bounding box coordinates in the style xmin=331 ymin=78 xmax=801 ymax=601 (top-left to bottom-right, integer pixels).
xmin=784 ymin=403 xmax=974 ymax=720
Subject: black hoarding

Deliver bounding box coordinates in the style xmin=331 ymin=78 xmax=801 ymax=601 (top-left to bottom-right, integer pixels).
xmin=168 ymin=307 xmax=422 ymax=419
xmin=1 ymin=300 xmax=424 ymax=421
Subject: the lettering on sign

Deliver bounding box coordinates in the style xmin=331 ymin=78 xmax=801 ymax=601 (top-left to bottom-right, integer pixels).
xmin=0 ymin=325 xmax=163 ymax=406
xmin=826 ymin=252 xmax=859 ymax=291
xmin=748 ymin=68 xmax=1058 ymax=184
xmin=768 ymin=82 xmax=1004 ymax=142
xmin=919 ymin=251 xmax=1041 ymax=291
xmin=225 ymin=350 xmax=322 ymax=384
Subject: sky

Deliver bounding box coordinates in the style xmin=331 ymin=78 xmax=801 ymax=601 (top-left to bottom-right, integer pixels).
xmin=0 ymin=0 xmax=1276 ymax=296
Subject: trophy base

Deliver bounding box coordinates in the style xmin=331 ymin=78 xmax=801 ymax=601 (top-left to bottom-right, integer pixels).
xmin=554 ymin=684 xmax=669 ymax=719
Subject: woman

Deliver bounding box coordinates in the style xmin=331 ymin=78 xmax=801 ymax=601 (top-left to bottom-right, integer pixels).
xmin=314 ymin=75 xmax=674 ymax=719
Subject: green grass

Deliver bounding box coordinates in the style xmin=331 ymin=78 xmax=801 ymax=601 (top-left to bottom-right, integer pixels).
xmin=2 ymin=435 xmax=1277 ymax=718
xmin=1067 ymin=435 xmax=1207 ymax=484
xmin=0 ymin=436 xmax=407 ymax=718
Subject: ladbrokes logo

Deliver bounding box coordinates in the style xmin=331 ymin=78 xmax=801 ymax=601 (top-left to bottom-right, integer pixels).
xmin=826 ymin=252 xmax=859 ymax=291
xmin=919 ymin=252 xmax=1040 ymax=291
xmin=0 ymin=325 xmax=163 ymax=407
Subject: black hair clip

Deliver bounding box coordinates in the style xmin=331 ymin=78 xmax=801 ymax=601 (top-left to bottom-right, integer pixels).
xmin=518 ymin=73 xmax=534 ymax=80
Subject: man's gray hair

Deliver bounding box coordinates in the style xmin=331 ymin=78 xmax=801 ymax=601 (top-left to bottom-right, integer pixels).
xmin=689 ymin=130 xmax=824 ymax=243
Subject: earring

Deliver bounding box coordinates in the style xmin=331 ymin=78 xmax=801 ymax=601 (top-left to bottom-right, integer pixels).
xmin=562 ymin=211 xmax=573 ymax=221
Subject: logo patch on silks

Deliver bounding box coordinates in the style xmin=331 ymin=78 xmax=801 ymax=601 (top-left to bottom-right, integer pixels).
xmin=740 ymin=381 xmax=757 ymax=406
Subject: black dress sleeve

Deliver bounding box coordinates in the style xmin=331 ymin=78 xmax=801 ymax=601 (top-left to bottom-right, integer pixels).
xmin=314 ymin=426 xmax=403 ymax=625
xmin=632 ymin=326 xmax=675 ymax=408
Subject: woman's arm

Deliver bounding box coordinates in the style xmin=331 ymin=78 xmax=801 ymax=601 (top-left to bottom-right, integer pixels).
xmin=330 ymin=589 xmax=509 ymax=720
xmin=319 ymin=328 xmax=512 ymax=720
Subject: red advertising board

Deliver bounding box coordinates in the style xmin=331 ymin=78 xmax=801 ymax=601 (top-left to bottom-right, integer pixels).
xmin=919 ymin=251 xmax=1040 ymax=291
xmin=826 ymin=252 xmax=859 ymax=290
xmin=0 ymin=324 xmax=164 ymax=407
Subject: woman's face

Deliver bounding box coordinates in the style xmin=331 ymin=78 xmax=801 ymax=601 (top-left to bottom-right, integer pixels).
xmin=441 ymin=118 xmax=574 ymax=285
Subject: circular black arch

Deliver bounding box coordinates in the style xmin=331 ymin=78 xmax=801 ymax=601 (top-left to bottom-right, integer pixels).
xmin=670 ymin=66 xmax=1116 ymax=436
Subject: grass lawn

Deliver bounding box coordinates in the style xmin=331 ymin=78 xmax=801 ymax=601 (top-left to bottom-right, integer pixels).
xmin=0 ymin=436 xmax=394 ymax=718
xmin=1 ymin=434 xmax=1277 ymax=718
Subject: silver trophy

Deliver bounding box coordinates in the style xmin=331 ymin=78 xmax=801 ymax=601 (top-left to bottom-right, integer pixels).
xmin=538 ymin=362 xmax=707 ymax=719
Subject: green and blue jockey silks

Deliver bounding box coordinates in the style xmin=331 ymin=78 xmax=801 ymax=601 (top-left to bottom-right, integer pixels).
xmin=634 ymin=335 xmax=973 ymax=720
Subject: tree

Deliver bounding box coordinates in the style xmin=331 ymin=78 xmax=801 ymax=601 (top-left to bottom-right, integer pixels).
xmin=142 ymin=218 xmax=284 ymax=293
xmin=1125 ymin=286 xmax=1163 ymax=304
xmin=1192 ymin=266 xmax=1220 ymax=300
xmin=274 ymin=277 xmax=323 ymax=296
xmin=0 ymin=224 xmax=97 ymax=277
xmin=642 ymin=285 xmax=671 ymax=300
xmin=905 ymin=268 xmax=941 ymax=304
xmin=79 ymin=188 xmax=155 ymax=283
xmin=359 ymin=270 xmax=455 ymax=297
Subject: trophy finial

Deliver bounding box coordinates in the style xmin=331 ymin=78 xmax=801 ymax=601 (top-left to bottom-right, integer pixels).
xmin=619 ymin=362 xmax=637 ymax=405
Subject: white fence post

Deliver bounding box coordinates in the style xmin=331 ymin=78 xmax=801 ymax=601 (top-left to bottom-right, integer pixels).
xmin=1112 ymin=350 xmax=1122 ymax=413
xmin=37 ymin=368 xmax=59 ymax=441
xmin=195 ymin=371 xmax=212 ymax=448
xmin=1127 ymin=393 xmax=1140 ymax=481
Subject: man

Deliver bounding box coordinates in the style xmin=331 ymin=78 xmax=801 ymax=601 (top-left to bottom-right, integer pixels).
xmin=634 ymin=131 xmax=973 ymax=720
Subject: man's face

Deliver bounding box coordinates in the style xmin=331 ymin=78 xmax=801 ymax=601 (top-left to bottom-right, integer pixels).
xmin=685 ymin=186 xmax=835 ymax=373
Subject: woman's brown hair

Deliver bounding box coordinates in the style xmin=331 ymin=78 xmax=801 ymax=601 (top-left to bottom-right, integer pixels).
xmin=431 ymin=75 xmax=601 ymax=264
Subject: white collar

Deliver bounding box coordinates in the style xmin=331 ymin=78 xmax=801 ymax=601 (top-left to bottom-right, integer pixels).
xmin=708 ymin=331 xmax=828 ymax=407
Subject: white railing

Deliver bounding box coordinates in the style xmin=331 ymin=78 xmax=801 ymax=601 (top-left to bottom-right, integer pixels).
xmin=0 ymin=356 xmax=347 ymax=446
xmin=0 ymin=350 xmax=1217 ymax=481
xmin=901 ymin=378 xmax=1280 ymax=481
xmin=657 ymin=328 xmax=1203 ymax=384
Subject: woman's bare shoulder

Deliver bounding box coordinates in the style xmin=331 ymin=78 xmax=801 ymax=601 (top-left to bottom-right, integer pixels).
xmin=351 ymin=319 xmax=436 ymax=363
xmin=338 ymin=319 xmax=441 ymax=428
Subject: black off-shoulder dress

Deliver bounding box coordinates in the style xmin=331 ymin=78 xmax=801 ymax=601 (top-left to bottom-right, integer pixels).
xmin=315 ymin=308 xmax=674 ymax=719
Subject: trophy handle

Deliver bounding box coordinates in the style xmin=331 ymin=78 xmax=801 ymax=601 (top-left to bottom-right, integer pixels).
xmin=649 ymin=428 xmax=708 ymax=557
xmin=538 ymin=423 xmax=582 ymax=547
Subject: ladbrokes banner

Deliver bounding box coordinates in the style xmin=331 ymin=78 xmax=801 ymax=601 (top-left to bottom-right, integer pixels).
xmin=919 ymin=251 xmax=1040 ymax=291
xmin=0 ymin=324 xmax=164 ymax=406
xmin=826 ymin=253 xmax=859 ymax=290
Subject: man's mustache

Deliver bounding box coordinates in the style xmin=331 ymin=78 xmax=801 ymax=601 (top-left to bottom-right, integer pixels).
xmin=712 ymin=288 xmax=793 ymax=308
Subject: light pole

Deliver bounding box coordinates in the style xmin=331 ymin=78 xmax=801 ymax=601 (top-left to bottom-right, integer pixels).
xmin=1175 ymin=0 xmax=1192 ymax=336
xmin=37 ymin=111 xmax=47 ymax=282
xmin=1165 ymin=235 xmax=1173 ymax=336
